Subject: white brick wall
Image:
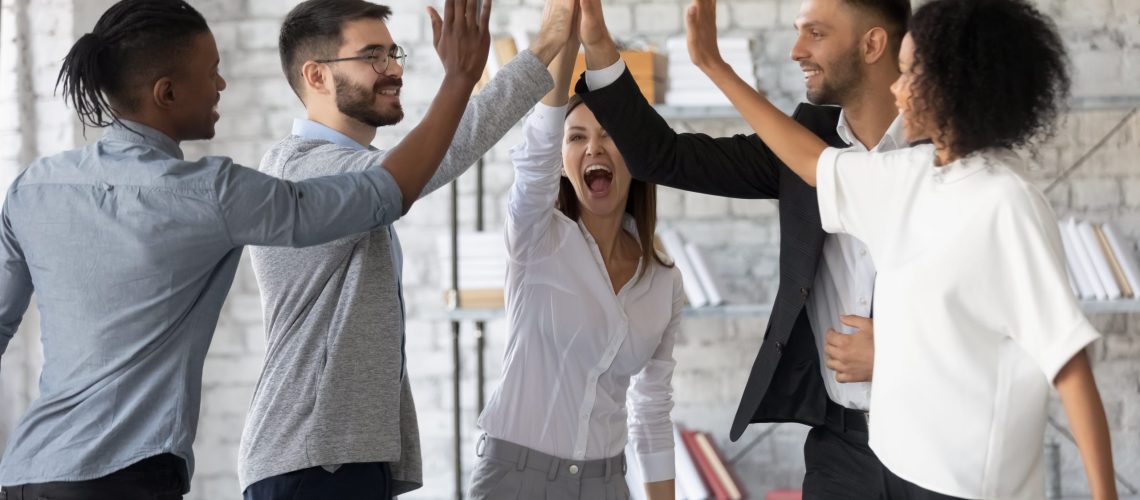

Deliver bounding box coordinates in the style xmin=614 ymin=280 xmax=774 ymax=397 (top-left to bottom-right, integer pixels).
xmin=0 ymin=0 xmax=1138 ymax=499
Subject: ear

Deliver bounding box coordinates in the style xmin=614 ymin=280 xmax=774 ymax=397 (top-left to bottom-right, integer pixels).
xmin=152 ymin=77 xmax=177 ymax=110
xmin=862 ymin=26 xmax=889 ymax=65
xmin=302 ymin=60 xmax=333 ymax=96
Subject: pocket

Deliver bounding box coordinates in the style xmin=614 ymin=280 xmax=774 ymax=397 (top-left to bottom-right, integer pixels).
xmin=467 ymin=457 xmax=522 ymax=500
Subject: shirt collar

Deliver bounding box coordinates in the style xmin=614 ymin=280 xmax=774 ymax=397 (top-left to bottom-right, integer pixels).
xmin=835 ymin=110 xmax=906 ymax=152
xmin=932 ymin=148 xmax=1020 ymax=185
xmin=102 ymin=120 xmax=184 ymax=160
xmin=292 ymin=118 xmax=372 ymax=151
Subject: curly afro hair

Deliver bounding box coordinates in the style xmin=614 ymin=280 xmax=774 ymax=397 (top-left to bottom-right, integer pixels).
xmin=909 ymin=0 xmax=1071 ymax=158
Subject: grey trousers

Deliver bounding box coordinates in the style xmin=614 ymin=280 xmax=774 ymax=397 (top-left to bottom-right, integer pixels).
xmin=467 ymin=435 xmax=631 ymax=500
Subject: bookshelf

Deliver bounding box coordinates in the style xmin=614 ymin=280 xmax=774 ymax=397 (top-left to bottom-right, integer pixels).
xmin=438 ymin=300 xmax=1140 ymax=322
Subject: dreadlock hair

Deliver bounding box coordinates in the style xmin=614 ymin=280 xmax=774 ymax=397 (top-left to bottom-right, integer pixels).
xmin=56 ymin=0 xmax=210 ymax=130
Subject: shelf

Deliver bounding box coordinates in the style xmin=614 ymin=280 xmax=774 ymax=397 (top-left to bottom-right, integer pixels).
xmin=433 ymin=300 xmax=1140 ymax=322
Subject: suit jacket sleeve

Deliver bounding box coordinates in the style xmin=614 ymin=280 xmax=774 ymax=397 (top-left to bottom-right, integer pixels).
xmin=575 ymin=68 xmax=784 ymax=199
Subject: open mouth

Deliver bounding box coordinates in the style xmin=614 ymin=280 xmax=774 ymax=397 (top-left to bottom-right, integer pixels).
xmin=583 ymin=164 xmax=614 ymax=197
xmin=377 ymin=88 xmax=400 ymax=97
xmin=802 ymin=67 xmax=822 ymax=82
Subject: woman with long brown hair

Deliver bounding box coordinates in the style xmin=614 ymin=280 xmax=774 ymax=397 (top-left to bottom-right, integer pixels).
xmin=469 ymin=14 xmax=681 ymax=500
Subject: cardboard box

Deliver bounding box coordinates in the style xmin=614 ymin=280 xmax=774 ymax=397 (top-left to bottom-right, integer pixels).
xmin=572 ymin=50 xmax=667 ymax=104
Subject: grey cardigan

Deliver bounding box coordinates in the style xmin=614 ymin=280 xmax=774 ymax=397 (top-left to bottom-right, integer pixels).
xmin=238 ymin=50 xmax=553 ymax=494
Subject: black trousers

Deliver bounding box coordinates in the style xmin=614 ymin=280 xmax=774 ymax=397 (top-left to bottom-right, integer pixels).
xmin=0 ymin=453 xmax=185 ymax=500
xmin=243 ymin=462 xmax=393 ymax=500
xmin=803 ymin=402 xmax=970 ymax=500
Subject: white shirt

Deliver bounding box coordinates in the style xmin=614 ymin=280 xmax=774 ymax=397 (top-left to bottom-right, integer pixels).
xmin=804 ymin=111 xmax=903 ymax=411
xmin=816 ymin=145 xmax=1100 ymax=499
xmin=477 ymin=104 xmax=684 ymax=482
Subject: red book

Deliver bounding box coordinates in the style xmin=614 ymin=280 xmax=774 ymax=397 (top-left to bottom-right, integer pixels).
xmin=682 ymin=429 xmax=730 ymax=499
xmin=695 ymin=431 xmax=744 ymax=499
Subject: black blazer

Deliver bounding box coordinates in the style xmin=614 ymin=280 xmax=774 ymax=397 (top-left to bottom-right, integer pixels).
xmin=575 ymin=70 xmax=849 ymax=441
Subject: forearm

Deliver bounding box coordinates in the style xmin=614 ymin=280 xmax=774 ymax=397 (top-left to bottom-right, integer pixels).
xmin=701 ymin=62 xmax=826 ymax=186
xmin=383 ymin=74 xmax=476 ymax=211
xmin=542 ymin=41 xmax=579 ymax=107
xmin=420 ymin=51 xmax=554 ymax=197
xmin=1056 ymin=350 xmax=1118 ymax=500
xmin=645 ymin=480 xmax=675 ymax=500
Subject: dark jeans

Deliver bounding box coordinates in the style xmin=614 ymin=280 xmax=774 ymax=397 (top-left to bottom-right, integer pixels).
xmin=0 ymin=453 xmax=185 ymax=500
xmin=243 ymin=462 xmax=393 ymax=500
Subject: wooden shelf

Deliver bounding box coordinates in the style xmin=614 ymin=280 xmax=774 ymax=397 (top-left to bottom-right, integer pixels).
xmin=435 ymin=300 xmax=1140 ymax=322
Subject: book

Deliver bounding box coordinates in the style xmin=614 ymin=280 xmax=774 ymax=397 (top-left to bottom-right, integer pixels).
xmin=685 ymin=243 xmax=725 ymax=306
xmin=1102 ymin=223 xmax=1140 ymax=298
xmin=681 ymin=429 xmax=722 ymax=496
xmin=1094 ymin=223 xmax=1133 ymax=298
xmin=674 ymin=425 xmax=711 ymax=499
xmin=659 ymin=229 xmax=710 ymax=307
xmin=1059 ymin=221 xmax=1095 ymax=299
xmin=437 ymin=231 xmax=507 ymax=308
xmin=1078 ymin=220 xmax=1121 ymax=299
xmin=694 ymin=431 xmax=743 ymax=499
xmin=1064 ymin=219 xmax=1107 ymax=300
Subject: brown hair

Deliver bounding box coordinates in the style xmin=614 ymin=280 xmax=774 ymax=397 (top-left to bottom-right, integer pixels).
xmin=556 ymin=95 xmax=672 ymax=270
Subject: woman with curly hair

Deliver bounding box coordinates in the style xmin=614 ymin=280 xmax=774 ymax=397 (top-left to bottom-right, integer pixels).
xmin=683 ymin=0 xmax=1117 ymax=498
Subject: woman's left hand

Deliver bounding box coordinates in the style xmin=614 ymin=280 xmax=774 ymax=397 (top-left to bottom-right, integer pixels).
xmin=685 ymin=0 xmax=725 ymax=72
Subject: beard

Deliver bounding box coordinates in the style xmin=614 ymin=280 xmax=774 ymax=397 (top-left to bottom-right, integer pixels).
xmin=334 ymin=72 xmax=404 ymax=128
xmin=805 ymin=43 xmax=865 ymax=106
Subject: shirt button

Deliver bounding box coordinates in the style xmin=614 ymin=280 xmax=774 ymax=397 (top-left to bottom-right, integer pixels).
xmin=859 ymin=297 xmax=868 ymax=305
xmin=569 ymin=464 xmax=580 ymax=475
xmin=102 ymin=182 xmax=114 ymax=191
xmin=859 ymin=248 xmax=867 ymax=256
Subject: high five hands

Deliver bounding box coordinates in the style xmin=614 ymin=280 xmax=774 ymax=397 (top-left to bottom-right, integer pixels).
xmin=427 ymin=0 xmax=493 ymax=86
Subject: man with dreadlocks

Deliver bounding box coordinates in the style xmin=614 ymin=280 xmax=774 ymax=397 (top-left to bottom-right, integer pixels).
xmin=0 ymin=0 xmax=491 ymax=497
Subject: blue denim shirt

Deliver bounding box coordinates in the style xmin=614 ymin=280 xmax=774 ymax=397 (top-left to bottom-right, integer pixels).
xmin=0 ymin=120 xmax=403 ymax=490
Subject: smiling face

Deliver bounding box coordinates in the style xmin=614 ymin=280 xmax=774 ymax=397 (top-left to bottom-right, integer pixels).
xmin=561 ymin=104 xmax=633 ymax=218
xmin=328 ymin=18 xmax=404 ymax=127
xmin=169 ymin=31 xmax=227 ymax=140
xmin=890 ymin=33 xmax=934 ymax=144
xmin=791 ymin=0 xmax=867 ymax=106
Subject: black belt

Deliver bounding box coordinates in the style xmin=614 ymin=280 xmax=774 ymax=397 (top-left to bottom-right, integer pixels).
xmin=825 ymin=400 xmax=869 ymax=434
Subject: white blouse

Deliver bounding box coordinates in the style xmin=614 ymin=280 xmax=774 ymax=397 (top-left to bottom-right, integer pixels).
xmin=477 ymin=103 xmax=684 ymax=482
xmin=816 ymin=144 xmax=1100 ymax=499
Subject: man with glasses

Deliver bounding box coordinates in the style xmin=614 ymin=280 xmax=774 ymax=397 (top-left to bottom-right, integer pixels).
xmin=237 ymin=0 xmax=577 ymax=498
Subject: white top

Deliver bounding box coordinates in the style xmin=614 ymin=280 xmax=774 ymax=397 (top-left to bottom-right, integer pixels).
xmin=585 ymin=58 xmax=897 ymax=411
xmin=477 ymin=103 xmax=684 ymax=482
xmin=816 ymin=144 xmax=1100 ymax=499
xmin=804 ymin=110 xmax=904 ymax=411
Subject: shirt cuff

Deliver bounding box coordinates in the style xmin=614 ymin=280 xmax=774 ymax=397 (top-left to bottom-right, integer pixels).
xmin=815 ymin=146 xmax=845 ymax=234
xmin=1042 ymin=320 xmax=1100 ymax=384
xmin=585 ymin=58 xmax=627 ymax=90
xmin=637 ymin=449 xmax=676 ymax=483
xmin=528 ymin=102 xmax=568 ymax=136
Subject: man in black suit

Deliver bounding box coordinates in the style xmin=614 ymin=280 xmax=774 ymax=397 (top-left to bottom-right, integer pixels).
xmin=574 ymin=0 xmax=911 ymax=497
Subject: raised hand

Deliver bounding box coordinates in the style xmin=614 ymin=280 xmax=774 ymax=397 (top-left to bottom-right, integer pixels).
xmin=578 ymin=0 xmax=619 ymax=69
xmin=428 ymin=0 xmax=493 ymax=85
xmin=685 ymin=0 xmax=724 ymax=71
xmin=530 ymin=0 xmax=579 ymax=65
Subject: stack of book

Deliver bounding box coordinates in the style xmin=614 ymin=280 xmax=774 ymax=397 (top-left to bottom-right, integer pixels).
xmin=663 ymin=36 xmax=757 ymax=107
xmin=437 ymin=231 xmax=506 ymax=309
xmin=658 ymin=229 xmax=726 ymax=308
xmin=1058 ymin=219 xmax=1140 ymax=301
xmin=625 ymin=424 xmax=746 ymax=499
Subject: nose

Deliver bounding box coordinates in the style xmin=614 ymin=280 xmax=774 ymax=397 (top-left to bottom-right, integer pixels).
xmin=386 ymin=59 xmax=404 ymax=79
xmin=586 ymin=139 xmax=606 ymax=157
xmin=790 ymin=33 xmax=808 ymax=62
xmin=217 ymin=73 xmax=227 ymax=92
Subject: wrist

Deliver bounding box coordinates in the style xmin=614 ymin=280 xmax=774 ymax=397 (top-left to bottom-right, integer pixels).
xmin=530 ymin=34 xmax=562 ymax=66
xmin=583 ymin=38 xmax=619 ymax=70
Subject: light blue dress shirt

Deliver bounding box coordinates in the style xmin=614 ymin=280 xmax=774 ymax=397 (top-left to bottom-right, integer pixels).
xmin=0 ymin=120 xmax=403 ymax=490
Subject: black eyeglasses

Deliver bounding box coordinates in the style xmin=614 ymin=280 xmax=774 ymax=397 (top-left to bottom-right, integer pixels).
xmin=315 ymin=45 xmax=407 ymax=74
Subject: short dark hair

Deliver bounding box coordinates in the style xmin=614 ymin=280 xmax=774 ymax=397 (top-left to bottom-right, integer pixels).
xmin=909 ymin=0 xmax=1070 ymax=158
xmin=56 ymin=0 xmax=210 ymax=129
xmin=279 ymin=0 xmax=393 ymax=98
xmin=843 ymin=0 xmax=912 ymax=57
